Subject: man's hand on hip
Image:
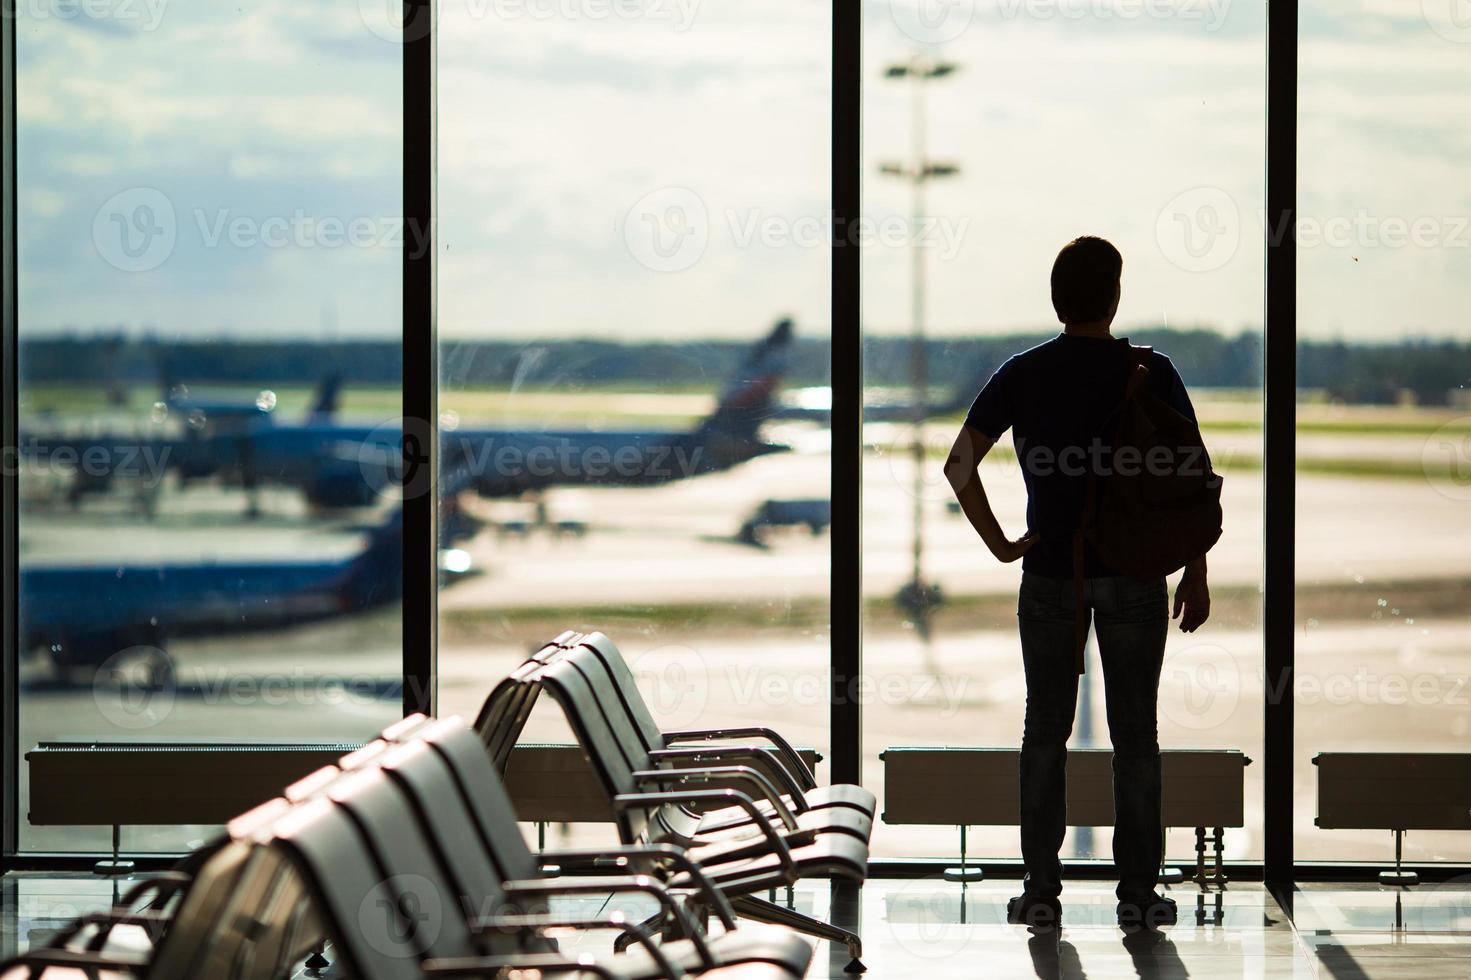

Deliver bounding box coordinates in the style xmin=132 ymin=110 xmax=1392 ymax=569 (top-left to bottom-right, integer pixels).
xmin=1173 ymin=566 xmax=1210 ymax=632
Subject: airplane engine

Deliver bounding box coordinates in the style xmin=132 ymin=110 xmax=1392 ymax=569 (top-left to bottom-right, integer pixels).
xmin=305 ymin=463 xmax=380 ymax=509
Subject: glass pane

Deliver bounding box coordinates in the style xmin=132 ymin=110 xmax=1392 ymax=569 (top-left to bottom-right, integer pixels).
xmin=1297 ymin=0 xmax=1471 ymax=862
xmin=862 ymin=6 xmax=1265 ymax=861
xmin=437 ymin=1 xmax=831 ymax=848
xmin=16 ymin=4 xmax=403 ymax=852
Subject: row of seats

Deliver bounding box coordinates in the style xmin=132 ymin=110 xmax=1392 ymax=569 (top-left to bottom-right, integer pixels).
xmin=2 ymin=631 xmax=872 ymax=978
xmin=475 ymin=632 xmax=876 ymax=967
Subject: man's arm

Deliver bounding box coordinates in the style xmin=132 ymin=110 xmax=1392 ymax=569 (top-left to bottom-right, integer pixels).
xmin=943 ymin=425 xmax=1035 ymax=564
xmin=1173 ymin=555 xmax=1210 ymax=632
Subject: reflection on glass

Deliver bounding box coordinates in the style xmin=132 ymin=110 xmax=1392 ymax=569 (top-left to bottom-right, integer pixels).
xmin=1297 ymin=0 xmax=1471 ymax=862
xmin=16 ymin=3 xmax=404 ymax=852
xmin=861 ymin=5 xmax=1266 ymax=859
xmin=436 ymin=1 xmax=832 ymax=848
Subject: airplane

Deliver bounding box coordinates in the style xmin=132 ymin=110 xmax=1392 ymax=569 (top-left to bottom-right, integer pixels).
xmin=18 ymin=504 xmax=466 ymax=685
xmin=21 ymin=371 xmax=344 ymax=514
xmin=21 ymin=320 xmax=793 ymax=515
xmin=221 ymin=318 xmax=796 ymax=509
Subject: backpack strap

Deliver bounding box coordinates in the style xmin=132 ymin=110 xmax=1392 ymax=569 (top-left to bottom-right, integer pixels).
xmin=1070 ymin=343 xmax=1156 ymax=674
xmin=1123 ymin=344 xmax=1153 ymax=401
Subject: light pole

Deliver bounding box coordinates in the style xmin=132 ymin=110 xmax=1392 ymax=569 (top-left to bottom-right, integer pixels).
xmin=880 ymin=55 xmax=960 ymax=638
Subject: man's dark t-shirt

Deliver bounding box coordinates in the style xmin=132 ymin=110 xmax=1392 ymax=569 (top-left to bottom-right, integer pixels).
xmin=964 ymin=333 xmax=1197 ymax=579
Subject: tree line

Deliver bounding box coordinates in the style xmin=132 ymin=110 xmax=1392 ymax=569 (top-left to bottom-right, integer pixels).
xmin=19 ymin=329 xmax=1471 ymax=404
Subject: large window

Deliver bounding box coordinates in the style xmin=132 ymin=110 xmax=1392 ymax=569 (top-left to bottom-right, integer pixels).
xmin=859 ymin=2 xmax=1266 ymax=861
xmin=435 ymin=0 xmax=832 ymax=845
xmin=1296 ymin=0 xmax=1471 ymax=862
xmin=14 ymin=2 xmax=403 ymax=852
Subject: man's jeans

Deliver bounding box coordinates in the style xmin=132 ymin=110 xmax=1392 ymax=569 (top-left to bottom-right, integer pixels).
xmin=1017 ymin=570 xmax=1168 ymax=904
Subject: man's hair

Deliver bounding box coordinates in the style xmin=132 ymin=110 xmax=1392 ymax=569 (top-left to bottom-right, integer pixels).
xmin=1050 ymin=236 xmax=1122 ymax=324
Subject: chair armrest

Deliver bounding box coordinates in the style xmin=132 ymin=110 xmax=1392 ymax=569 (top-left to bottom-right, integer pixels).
xmin=41 ymin=909 xmax=172 ymax=953
xmin=0 ymin=946 xmax=147 ymax=975
xmin=424 ymin=951 xmax=623 ymax=979
xmin=634 ymin=765 xmax=800 ymax=831
xmin=472 ymin=911 xmax=681 ymax=979
xmin=80 ymin=910 xmax=173 ymax=952
xmin=662 ymin=727 xmax=817 ymax=789
xmin=614 ymin=789 xmax=798 ymax=883
xmin=648 ymin=747 xmax=809 ymax=810
xmin=537 ymin=843 xmax=737 ymax=929
xmin=117 ymin=871 xmax=193 ymax=911
xmin=503 ymin=876 xmax=714 ymax=970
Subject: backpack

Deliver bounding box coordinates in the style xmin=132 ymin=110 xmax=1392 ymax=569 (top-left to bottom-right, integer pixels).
xmin=1070 ymin=343 xmax=1223 ymax=672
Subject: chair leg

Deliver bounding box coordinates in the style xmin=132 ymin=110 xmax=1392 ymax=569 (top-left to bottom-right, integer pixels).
xmin=303 ymin=940 xmax=330 ymax=973
xmin=612 ymin=911 xmax=667 ymax=954
xmin=731 ymin=895 xmax=865 ymax=973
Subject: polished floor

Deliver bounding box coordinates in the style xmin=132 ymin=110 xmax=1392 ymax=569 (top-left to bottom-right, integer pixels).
xmin=2 ymin=873 xmax=1469 ymax=977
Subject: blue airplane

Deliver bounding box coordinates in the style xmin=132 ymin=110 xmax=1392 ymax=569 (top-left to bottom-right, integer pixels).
xmin=22 ymin=371 xmax=344 ymax=512
xmin=17 ymin=505 xmax=451 ymax=684
xmin=221 ymin=319 xmax=796 ymax=509
xmin=23 ymin=321 xmax=792 ymax=514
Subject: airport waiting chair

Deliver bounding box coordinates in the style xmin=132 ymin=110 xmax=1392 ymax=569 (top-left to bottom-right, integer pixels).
xmin=471 ymin=634 xmax=873 ymax=851
xmin=552 ymin=639 xmax=874 ymax=844
xmin=546 ymin=644 xmax=873 ymax=849
xmin=287 ymin=716 xmax=814 ymax=977
xmin=265 ymin=742 xmax=813 ymax=979
xmin=472 ymin=631 xmax=788 ymax=790
xmin=474 ymin=631 xmax=577 ymax=771
xmin=569 ymin=632 xmax=875 ymax=821
xmin=483 ymin=660 xmax=868 ymax=971
xmin=385 ymin=717 xmax=815 ymax=976
xmin=472 ymin=664 xmax=858 ymax=869
xmin=477 ymin=631 xmax=829 ymax=809
xmin=0 ymin=836 xmax=307 ymax=980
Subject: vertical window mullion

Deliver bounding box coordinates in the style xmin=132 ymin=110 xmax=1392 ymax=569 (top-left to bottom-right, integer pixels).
xmin=2 ymin=0 xmax=20 ymax=869
xmin=403 ymin=0 xmax=437 ymax=718
xmin=830 ymin=0 xmax=862 ymax=787
xmin=1264 ymin=0 xmax=1298 ymax=890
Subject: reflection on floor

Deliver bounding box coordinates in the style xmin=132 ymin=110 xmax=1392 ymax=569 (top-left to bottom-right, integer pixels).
xmin=4 ymin=873 xmax=1470 ymax=978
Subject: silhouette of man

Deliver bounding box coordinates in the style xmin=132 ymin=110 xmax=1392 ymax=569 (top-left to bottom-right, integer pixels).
xmin=943 ymin=236 xmax=1212 ymax=931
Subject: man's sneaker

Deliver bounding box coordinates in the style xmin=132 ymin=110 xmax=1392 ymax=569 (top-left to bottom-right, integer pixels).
xmin=1116 ymin=894 xmax=1177 ymax=931
xmin=1007 ymin=893 xmax=1062 ymax=930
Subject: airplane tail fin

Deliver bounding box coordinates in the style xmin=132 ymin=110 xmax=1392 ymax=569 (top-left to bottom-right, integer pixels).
xmin=307 ymin=371 xmax=343 ymax=424
xmin=697 ymin=318 xmax=793 ymax=441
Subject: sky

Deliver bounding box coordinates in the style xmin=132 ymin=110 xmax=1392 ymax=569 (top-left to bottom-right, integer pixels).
xmin=15 ymin=0 xmax=1471 ymax=343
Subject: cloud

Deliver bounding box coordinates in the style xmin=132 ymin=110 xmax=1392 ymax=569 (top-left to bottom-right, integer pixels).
xmin=14 ymin=0 xmax=1470 ymax=343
